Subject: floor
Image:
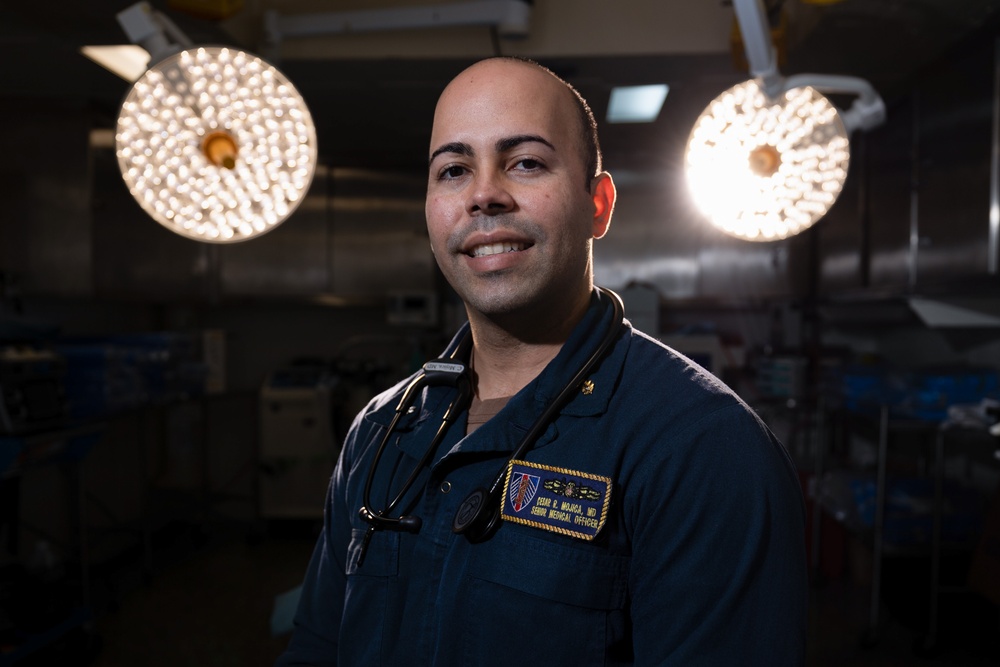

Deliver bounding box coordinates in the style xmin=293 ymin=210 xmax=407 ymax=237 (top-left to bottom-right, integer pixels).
xmin=12 ymin=520 xmax=1000 ymax=667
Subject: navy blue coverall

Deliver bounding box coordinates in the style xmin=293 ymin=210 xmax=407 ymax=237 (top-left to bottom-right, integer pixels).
xmin=277 ymin=289 xmax=808 ymax=666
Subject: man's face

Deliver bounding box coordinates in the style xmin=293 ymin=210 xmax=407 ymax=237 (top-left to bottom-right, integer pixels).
xmin=425 ymin=60 xmax=611 ymax=322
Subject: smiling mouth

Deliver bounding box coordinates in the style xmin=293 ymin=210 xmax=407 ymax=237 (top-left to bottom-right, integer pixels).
xmin=468 ymin=242 xmax=531 ymax=257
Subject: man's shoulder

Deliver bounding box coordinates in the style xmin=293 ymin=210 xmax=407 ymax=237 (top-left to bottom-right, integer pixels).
xmin=618 ymin=325 xmax=765 ymax=431
xmin=619 ymin=327 xmax=793 ymax=484
xmin=623 ymin=327 xmax=733 ymax=394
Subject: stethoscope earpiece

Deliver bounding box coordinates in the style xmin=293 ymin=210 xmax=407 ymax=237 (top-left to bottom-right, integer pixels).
xmin=396 ymin=515 xmax=423 ymax=533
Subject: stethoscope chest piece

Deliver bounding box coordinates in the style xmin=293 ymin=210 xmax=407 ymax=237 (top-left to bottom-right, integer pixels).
xmin=452 ymin=487 xmax=502 ymax=543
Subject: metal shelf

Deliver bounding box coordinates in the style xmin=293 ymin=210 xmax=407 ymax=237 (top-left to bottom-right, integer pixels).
xmin=812 ymin=405 xmax=998 ymax=651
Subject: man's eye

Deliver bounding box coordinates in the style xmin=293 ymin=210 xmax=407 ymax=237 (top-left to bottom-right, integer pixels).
xmin=439 ymin=165 xmax=466 ymax=179
xmin=514 ymin=158 xmax=542 ymax=171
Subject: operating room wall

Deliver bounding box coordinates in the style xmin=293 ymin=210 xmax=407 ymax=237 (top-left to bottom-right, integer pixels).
xmin=807 ymin=30 xmax=1000 ymax=373
xmin=0 ymin=100 xmax=93 ymax=297
xmin=814 ymin=32 xmax=998 ymax=294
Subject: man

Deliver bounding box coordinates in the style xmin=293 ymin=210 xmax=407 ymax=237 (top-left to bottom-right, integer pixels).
xmin=277 ymin=57 xmax=807 ymax=666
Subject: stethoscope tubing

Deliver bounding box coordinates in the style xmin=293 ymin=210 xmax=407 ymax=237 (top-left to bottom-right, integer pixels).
xmin=357 ymin=286 xmax=625 ymax=557
xmin=451 ymin=286 xmax=625 ymax=540
xmin=485 ymin=287 xmax=624 ymax=497
xmin=359 ymin=339 xmax=473 ymax=532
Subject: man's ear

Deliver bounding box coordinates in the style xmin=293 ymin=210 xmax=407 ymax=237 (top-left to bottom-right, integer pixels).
xmin=591 ymin=172 xmax=616 ymax=239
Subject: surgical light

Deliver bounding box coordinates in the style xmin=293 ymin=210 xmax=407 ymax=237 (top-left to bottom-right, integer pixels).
xmin=111 ymin=2 xmax=317 ymax=243
xmin=685 ymin=80 xmax=850 ymax=241
xmin=685 ymin=0 xmax=885 ymax=242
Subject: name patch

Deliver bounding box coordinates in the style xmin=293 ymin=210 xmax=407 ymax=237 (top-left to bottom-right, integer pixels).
xmin=500 ymin=460 xmax=612 ymax=540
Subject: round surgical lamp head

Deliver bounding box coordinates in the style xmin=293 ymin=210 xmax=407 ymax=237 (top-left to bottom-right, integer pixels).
xmin=115 ymin=46 xmax=317 ymax=243
xmin=684 ymin=80 xmax=850 ymax=242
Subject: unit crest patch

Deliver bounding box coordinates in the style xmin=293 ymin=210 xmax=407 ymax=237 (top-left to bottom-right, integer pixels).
xmin=500 ymin=460 xmax=612 ymax=540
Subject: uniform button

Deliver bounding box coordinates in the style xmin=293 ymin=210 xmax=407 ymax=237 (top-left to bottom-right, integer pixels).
xmin=406 ymin=406 xmax=417 ymax=415
xmin=439 ymin=481 xmax=452 ymax=494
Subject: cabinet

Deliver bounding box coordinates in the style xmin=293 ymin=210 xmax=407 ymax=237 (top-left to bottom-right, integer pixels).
xmin=258 ymin=368 xmax=338 ymax=519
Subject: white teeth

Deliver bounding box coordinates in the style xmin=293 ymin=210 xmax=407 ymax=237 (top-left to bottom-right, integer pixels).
xmin=471 ymin=242 xmax=526 ymax=257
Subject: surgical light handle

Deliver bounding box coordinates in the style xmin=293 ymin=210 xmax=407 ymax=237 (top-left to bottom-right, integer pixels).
xmin=116 ymin=1 xmax=193 ymax=66
xmin=732 ymin=0 xmax=886 ymax=133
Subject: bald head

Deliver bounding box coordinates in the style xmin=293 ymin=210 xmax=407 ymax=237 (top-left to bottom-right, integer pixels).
xmin=432 ymin=57 xmax=603 ymax=188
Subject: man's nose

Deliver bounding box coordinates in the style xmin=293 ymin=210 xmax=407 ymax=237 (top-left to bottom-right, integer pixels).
xmin=468 ymin=169 xmax=514 ymax=215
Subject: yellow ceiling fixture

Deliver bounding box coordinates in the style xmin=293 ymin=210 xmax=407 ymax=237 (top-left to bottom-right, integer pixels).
xmin=111 ymin=2 xmax=317 ymax=244
xmin=685 ymin=0 xmax=885 ymax=242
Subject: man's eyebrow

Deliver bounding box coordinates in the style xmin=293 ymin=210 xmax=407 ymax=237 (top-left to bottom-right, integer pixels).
xmin=428 ymin=135 xmax=556 ymax=165
xmin=429 ymin=142 xmax=473 ymax=165
xmin=496 ymin=134 xmax=555 ymax=154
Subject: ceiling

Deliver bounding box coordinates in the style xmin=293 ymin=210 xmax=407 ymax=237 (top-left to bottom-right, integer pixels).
xmin=3 ymin=0 xmax=1000 ymax=175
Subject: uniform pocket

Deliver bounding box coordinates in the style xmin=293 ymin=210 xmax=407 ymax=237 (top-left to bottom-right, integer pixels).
xmin=340 ymin=528 xmax=399 ymax=665
xmin=472 ymin=529 xmax=629 ymax=608
xmin=461 ymin=527 xmax=630 ymax=666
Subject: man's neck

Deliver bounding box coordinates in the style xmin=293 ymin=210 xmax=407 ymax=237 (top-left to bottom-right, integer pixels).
xmin=466 ymin=289 xmax=592 ymax=401
xmin=468 ymin=331 xmax=561 ymax=400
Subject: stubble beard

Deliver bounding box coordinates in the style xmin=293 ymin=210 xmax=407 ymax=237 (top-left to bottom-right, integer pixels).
xmin=444 ymin=214 xmax=549 ymax=318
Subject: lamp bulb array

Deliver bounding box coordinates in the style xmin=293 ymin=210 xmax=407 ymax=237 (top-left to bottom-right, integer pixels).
xmin=116 ymin=46 xmax=317 ymax=243
xmin=684 ymin=80 xmax=850 ymax=242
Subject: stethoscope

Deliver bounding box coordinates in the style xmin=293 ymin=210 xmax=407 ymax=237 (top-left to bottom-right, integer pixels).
xmin=356 ymin=286 xmax=625 ymax=566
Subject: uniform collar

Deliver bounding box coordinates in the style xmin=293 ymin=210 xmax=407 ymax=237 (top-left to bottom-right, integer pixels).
xmin=526 ymin=287 xmax=626 ymax=420
xmin=366 ymin=289 xmax=631 ymax=457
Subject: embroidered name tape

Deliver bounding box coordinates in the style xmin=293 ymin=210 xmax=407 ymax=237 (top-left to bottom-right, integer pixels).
xmin=500 ymin=460 xmax=612 ymax=540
